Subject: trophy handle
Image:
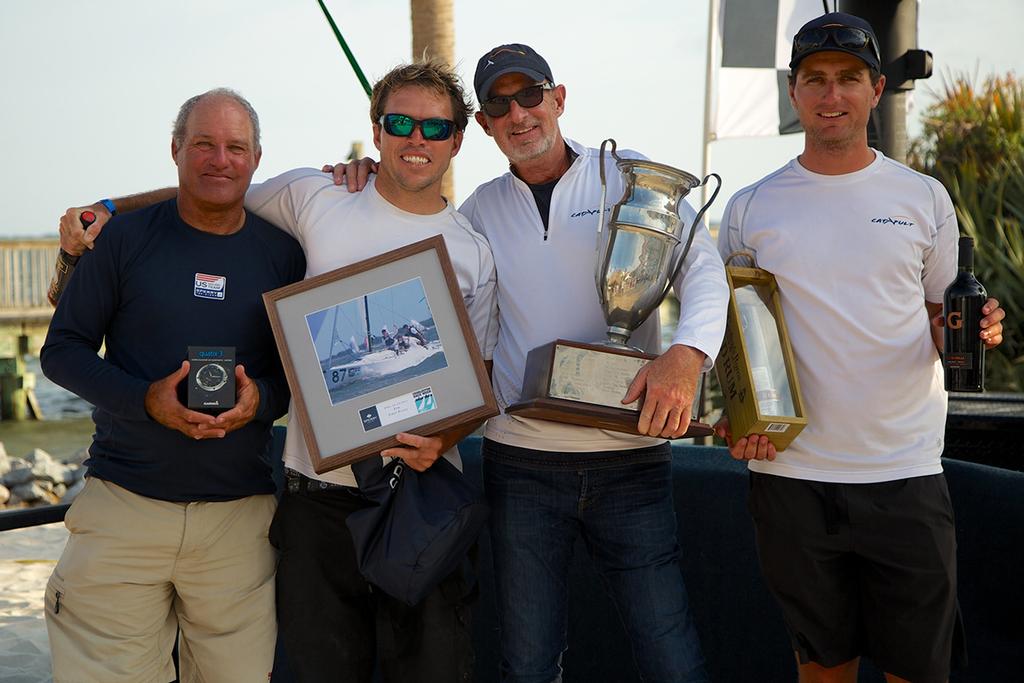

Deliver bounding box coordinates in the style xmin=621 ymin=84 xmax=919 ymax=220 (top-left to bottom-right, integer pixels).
xmin=663 ymin=172 xmax=722 ymax=298
xmin=596 ymin=138 xmax=619 ymax=303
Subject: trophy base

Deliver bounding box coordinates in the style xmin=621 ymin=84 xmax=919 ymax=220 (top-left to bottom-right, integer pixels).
xmin=510 ymin=339 xmax=713 ymax=437
xmin=505 ymin=397 xmax=713 ymax=438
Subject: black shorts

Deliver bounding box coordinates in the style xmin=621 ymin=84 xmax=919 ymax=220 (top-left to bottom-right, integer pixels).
xmin=748 ymin=472 xmax=966 ymax=683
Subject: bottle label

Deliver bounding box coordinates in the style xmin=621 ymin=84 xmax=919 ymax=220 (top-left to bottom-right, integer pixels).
xmin=945 ymin=351 xmax=974 ymax=369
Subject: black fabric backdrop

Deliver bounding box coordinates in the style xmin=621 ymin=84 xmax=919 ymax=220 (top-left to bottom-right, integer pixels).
xmin=268 ymin=432 xmax=1023 ymax=683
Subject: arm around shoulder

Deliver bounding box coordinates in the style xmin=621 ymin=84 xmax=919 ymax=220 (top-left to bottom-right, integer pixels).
xmin=41 ymin=227 xmax=152 ymax=421
xmin=245 ymin=168 xmax=340 ymax=240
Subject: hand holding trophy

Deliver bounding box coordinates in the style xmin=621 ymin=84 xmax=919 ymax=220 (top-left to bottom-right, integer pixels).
xmin=506 ymin=139 xmax=720 ymax=437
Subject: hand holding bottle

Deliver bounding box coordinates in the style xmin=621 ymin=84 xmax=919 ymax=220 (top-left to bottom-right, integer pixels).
xmin=941 ymin=237 xmax=1006 ymax=391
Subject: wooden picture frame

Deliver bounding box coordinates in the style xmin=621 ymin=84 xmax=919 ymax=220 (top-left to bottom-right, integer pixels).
xmin=263 ymin=236 xmax=498 ymax=473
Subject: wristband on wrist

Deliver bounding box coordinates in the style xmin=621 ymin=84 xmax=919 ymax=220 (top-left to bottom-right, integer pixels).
xmin=98 ymin=198 xmax=117 ymax=216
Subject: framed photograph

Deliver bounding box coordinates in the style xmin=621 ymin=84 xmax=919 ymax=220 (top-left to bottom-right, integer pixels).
xmin=264 ymin=236 xmax=498 ymax=473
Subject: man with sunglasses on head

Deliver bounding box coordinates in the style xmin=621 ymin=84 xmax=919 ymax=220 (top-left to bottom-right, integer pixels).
xmin=714 ymin=13 xmax=1006 ymax=683
xmin=331 ymin=42 xmax=726 ymax=682
xmin=53 ymin=62 xmax=496 ymax=682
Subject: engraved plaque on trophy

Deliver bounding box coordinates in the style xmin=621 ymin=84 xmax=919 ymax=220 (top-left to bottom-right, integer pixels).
xmin=506 ymin=140 xmax=721 ymax=436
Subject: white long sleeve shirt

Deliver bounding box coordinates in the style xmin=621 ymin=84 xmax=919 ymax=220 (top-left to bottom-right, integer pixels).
xmin=246 ymin=169 xmax=497 ymax=485
xmin=460 ymin=138 xmax=728 ymax=453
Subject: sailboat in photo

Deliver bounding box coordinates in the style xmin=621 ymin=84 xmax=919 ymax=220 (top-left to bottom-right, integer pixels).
xmin=308 ymin=277 xmax=448 ymax=405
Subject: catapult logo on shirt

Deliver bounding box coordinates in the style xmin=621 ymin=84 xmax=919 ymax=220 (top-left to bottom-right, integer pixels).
xmin=871 ymin=215 xmax=915 ymax=228
xmin=569 ymin=205 xmax=612 ymax=219
xmin=194 ymin=273 xmax=226 ymax=300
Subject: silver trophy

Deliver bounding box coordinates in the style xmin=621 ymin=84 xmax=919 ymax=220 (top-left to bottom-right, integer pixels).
xmin=596 ymin=138 xmax=721 ymax=347
xmin=507 ymin=139 xmax=720 ymax=435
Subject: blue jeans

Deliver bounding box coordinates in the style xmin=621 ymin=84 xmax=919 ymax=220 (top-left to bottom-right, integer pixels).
xmin=483 ymin=439 xmax=709 ymax=683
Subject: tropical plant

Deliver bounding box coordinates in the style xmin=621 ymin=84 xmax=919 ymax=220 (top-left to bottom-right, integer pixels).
xmin=909 ymin=73 xmax=1024 ymax=391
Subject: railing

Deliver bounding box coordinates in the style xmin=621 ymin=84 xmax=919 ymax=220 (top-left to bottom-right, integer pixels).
xmin=0 ymin=504 xmax=69 ymax=532
xmin=0 ymin=238 xmax=59 ymax=323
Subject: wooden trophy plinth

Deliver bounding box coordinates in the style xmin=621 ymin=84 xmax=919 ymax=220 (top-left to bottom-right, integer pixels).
xmin=505 ymin=339 xmax=713 ymax=438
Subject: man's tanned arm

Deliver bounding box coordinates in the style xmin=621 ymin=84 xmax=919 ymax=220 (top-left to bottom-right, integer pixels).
xmin=59 ymin=188 xmax=178 ymax=256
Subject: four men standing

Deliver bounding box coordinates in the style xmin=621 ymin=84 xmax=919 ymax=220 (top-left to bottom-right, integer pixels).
xmin=43 ymin=11 xmax=1009 ymax=683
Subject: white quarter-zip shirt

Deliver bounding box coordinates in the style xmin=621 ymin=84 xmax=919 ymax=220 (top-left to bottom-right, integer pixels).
xmin=460 ymin=139 xmax=728 ymax=453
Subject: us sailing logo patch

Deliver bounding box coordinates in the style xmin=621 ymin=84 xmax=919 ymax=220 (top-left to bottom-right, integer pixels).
xmin=194 ymin=273 xmax=226 ymax=300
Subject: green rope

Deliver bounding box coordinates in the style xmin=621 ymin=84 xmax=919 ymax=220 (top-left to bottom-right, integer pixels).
xmin=316 ymin=0 xmax=372 ymax=99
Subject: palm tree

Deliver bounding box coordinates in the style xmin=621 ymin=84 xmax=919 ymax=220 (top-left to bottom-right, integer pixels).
xmin=910 ymin=73 xmax=1024 ymax=390
xmin=410 ymin=0 xmax=457 ymax=201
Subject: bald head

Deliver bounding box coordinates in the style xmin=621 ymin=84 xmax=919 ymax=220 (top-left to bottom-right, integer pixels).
xmin=173 ymin=88 xmax=260 ymax=152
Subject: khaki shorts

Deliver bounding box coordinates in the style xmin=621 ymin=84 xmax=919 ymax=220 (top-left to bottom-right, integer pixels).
xmin=45 ymin=477 xmax=277 ymax=683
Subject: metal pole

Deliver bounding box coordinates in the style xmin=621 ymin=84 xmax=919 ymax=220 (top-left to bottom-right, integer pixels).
xmin=316 ymin=0 xmax=373 ymax=99
xmin=701 ymin=0 xmax=718 ymax=209
xmin=839 ymin=0 xmax=920 ymax=163
xmin=694 ymin=0 xmax=721 ymax=440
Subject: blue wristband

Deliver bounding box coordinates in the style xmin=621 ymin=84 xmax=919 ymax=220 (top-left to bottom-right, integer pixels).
xmin=98 ymin=198 xmax=117 ymax=216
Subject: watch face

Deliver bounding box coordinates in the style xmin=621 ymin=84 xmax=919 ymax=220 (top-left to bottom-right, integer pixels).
xmin=196 ymin=362 xmax=229 ymax=392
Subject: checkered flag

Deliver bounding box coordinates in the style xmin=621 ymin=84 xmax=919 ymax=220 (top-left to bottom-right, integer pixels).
xmin=709 ymin=0 xmax=827 ymax=139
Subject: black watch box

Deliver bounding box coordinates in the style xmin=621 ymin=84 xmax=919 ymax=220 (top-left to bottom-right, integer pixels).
xmin=187 ymin=346 xmax=236 ymax=413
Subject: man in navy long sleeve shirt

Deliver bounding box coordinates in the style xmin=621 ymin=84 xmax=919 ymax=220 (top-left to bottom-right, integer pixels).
xmin=40 ymin=88 xmax=305 ymax=683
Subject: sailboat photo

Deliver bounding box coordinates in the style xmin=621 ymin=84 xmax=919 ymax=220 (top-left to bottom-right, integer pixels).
xmin=304 ymin=276 xmax=448 ymax=406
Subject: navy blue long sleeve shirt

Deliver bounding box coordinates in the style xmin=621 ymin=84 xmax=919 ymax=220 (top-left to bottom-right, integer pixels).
xmin=42 ymin=199 xmax=305 ymax=501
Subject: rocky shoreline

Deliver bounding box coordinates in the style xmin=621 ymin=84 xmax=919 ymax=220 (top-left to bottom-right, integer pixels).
xmin=0 ymin=442 xmax=86 ymax=509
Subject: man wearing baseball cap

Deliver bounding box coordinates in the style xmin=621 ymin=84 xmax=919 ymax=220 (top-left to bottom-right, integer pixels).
xmin=715 ymin=13 xmax=1006 ymax=683
xmin=462 ymin=43 xmax=727 ymax=682
xmin=329 ymin=42 xmax=727 ymax=682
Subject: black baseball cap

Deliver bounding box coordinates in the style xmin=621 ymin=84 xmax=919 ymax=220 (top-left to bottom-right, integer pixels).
xmin=789 ymin=12 xmax=881 ymax=73
xmin=474 ymin=44 xmax=554 ymax=103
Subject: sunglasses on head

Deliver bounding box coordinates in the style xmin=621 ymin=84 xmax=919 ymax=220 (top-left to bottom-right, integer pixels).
xmin=793 ymin=25 xmax=881 ymax=65
xmin=379 ymin=113 xmax=455 ymax=141
xmin=481 ymin=82 xmax=554 ymax=118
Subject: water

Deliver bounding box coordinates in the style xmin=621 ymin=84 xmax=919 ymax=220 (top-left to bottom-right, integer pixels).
xmin=0 ymin=357 xmax=93 ymax=462
xmin=25 ymin=357 xmax=93 ymax=420
xmin=328 ymin=350 xmax=448 ymax=405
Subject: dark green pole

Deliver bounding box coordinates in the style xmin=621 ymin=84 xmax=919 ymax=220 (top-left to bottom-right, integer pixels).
xmin=316 ymin=0 xmax=372 ymax=99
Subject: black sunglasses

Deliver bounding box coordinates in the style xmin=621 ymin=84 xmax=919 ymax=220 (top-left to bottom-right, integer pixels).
xmin=481 ymin=83 xmax=554 ymax=118
xmin=793 ymin=26 xmax=881 ymax=67
xmin=379 ymin=113 xmax=455 ymax=141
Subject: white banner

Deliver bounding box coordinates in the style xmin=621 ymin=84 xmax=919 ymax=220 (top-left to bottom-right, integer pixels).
xmin=708 ymin=0 xmax=826 ymax=140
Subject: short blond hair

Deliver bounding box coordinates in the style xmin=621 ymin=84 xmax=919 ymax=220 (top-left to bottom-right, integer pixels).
xmin=370 ymin=61 xmax=473 ymax=131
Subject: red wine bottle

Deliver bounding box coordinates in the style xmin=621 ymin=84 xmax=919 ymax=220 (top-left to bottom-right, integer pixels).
xmin=943 ymin=236 xmax=986 ymax=392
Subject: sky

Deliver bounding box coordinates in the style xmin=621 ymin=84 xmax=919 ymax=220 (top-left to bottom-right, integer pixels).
xmin=2 ymin=0 xmax=1021 ymax=238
